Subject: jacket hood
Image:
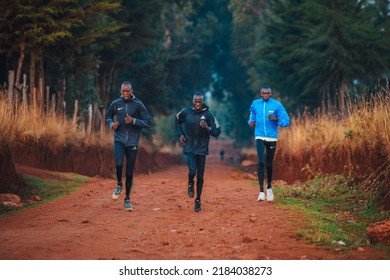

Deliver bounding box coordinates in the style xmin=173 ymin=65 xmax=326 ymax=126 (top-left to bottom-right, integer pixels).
xmin=121 ymin=94 xmax=136 ymax=102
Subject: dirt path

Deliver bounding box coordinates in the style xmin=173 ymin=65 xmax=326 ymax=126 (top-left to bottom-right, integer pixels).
xmin=0 ymin=140 xmax=386 ymax=260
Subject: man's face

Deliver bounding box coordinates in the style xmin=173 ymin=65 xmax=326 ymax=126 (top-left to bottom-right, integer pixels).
xmin=261 ymin=90 xmax=271 ymax=101
xmin=121 ymin=86 xmax=133 ymax=100
xmin=193 ymin=96 xmax=204 ymax=111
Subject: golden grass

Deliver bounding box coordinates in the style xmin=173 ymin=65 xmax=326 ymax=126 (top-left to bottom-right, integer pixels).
xmin=278 ymin=89 xmax=390 ymax=156
xmin=2 ymin=87 xmax=389 ymax=159
xmin=0 ymin=92 xmax=112 ymax=149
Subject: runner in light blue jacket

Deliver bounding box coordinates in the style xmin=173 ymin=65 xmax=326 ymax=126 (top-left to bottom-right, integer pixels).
xmin=248 ymin=84 xmax=290 ymax=202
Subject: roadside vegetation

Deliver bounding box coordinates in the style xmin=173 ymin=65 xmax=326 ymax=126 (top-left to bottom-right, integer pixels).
xmin=0 ymin=92 xmax=112 ymax=150
xmin=247 ymin=174 xmax=390 ymax=256
xmin=280 ymin=89 xmax=390 ymax=156
xmin=0 ymin=171 xmax=91 ymax=216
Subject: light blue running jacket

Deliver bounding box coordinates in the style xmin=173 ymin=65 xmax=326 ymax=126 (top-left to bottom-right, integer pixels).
xmin=248 ymin=97 xmax=290 ymax=139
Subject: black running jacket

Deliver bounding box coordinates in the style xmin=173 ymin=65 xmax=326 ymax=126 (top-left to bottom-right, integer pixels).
xmin=175 ymin=104 xmax=221 ymax=155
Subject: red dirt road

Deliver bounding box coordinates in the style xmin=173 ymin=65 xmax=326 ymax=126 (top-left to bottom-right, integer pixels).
xmin=0 ymin=140 xmax=387 ymax=260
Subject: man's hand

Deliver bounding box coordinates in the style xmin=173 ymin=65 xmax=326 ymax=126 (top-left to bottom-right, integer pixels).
xmin=200 ymin=120 xmax=210 ymax=131
xmin=268 ymin=114 xmax=278 ymax=121
xmin=179 ymin=134 xmax=186 ymax=145
xmin=125 ymin=114 xmax=133 ymax=124
xmin=249 ymin=120 xmax=255 ymax=128
xmin=112 ymin=121 xmax=119 ymax=130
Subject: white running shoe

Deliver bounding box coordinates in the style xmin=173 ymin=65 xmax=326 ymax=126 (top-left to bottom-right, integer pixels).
xmin=266 ymin=188 xmax=274 ymax=201
xmin=257 ymin=192 xmax=266 ymax=202
xmin=112 ymin=184 xmax=122 ymax=200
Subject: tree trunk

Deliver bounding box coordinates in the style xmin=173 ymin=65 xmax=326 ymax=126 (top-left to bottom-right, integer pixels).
xmin=15 ymin=44 xmax=25 ymax=88
xmin=98 ymin=64 xmax=116 ymax=109
xmin=93 ymin=103 xmax=102 ymax=133
xmin=87 ymin=104 xmax=93 ymax=135
xmin=38 ymin=55 xmax=45 ymax=113
xmin=22 ymin=74 xmax=28 ymax=108
xmin=38 ymin=78 xmax=44 ymax=114
xmin=321 ymin=91 xmax=326 ymax=115
xmin=8 ymin=70 xmax=15 ymax=104
xmin=56 ymin=76 xmax=66 ymax=116
xmin=51 ymin=94 xmax=56 ymax=115
xmin=321 ymin=87 xmax=332 ymax=115
xmin=46 ymin=86 xmax=50 ymax=112
xmin=107 ymin=64 xmax=116 ymax=106
xmin=61 ymin=77 xmax=66 ymax=116
xmin=72 ymin=99 xmax=79 ymax=125
xmin=101 ymin=108 xmax=106 ymax=134
xmin=32 ymin=87 xmax=37 ymax=112
xmin=29 ymin=52 xmax=36 ymax=97
xmin=339 ymin=82 xmax=346 ymax=117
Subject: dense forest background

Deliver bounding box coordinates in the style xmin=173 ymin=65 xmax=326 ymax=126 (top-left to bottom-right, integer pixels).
xmin=1 ymin=0 xmax=389 ymax=145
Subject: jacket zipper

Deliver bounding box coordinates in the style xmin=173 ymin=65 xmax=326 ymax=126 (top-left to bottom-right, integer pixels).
xmin=125 ymin=103 xmax=129 ymax=145
xmin=263 ymin=102 xmax=267 ymax=137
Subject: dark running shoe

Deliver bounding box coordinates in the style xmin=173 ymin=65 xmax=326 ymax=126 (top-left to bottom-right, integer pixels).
xmin=187 ymin=181 xmax=194 ymax=198
xmin=194 ymin=199 xmax=201 ymax=212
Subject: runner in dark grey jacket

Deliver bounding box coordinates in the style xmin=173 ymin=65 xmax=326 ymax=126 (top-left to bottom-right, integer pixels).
xmin=105 ymin=81 xmax=152 ymax=211
xmin=175 ymin=92 xmax=221 ymax=212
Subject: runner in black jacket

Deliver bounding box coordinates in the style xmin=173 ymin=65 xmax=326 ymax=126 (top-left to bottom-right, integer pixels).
xmin=106 ymin=81 xmax=152 ymax=211
xmin=175 ymin=92 xmax=221 ymax=212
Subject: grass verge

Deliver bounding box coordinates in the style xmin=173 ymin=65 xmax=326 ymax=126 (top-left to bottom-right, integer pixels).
xmin=0 ymin=171 xmax=91 ymax=217
xmin=249 ymin=175 xmax=390 ymax=252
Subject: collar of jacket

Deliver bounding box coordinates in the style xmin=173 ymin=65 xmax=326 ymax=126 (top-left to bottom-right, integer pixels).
xmin=121 ymin=94 xmax=136 ymax=102
xmin=191 ymin=104 xmax=209 ymax=112
xmin=260 ymin=97 xmax=273 ymax=102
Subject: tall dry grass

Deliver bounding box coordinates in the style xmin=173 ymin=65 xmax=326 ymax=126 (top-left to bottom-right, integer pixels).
xmin=279 ymin=88 xmax=390 ymax=157
xmin=0 ymin=91 xmax=112 ymax=150
xmin=2 ymin=86 xmax=389 ymax=159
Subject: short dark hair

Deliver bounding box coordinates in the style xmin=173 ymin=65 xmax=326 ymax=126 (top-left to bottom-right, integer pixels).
xmin=121 ymin=81 xmax=132 ymax=90
xmin=260 ymin=84 xmax=271 ymax=94
xmin=193 ymin=91 xmax=204 ymax=99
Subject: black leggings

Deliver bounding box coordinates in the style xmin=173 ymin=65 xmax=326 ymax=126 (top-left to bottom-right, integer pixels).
xmin=184 ymin=152 xmax=206 ymax=200
xmin=114 ymin=141 xmax=138 ymax=197
xmin=256 ymin=139 xmax=277 ymax=191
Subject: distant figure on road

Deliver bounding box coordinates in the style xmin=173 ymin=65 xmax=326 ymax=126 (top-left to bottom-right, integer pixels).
xmin=175 ymin=92 xmax=221 ymax=212
xmin=105 ymin=81 xmax=152 ymax=211
xmin=248 ymin=84 xmax=290 ymax=202
xmin=219 ymin=149 xmax=225 ymax=161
